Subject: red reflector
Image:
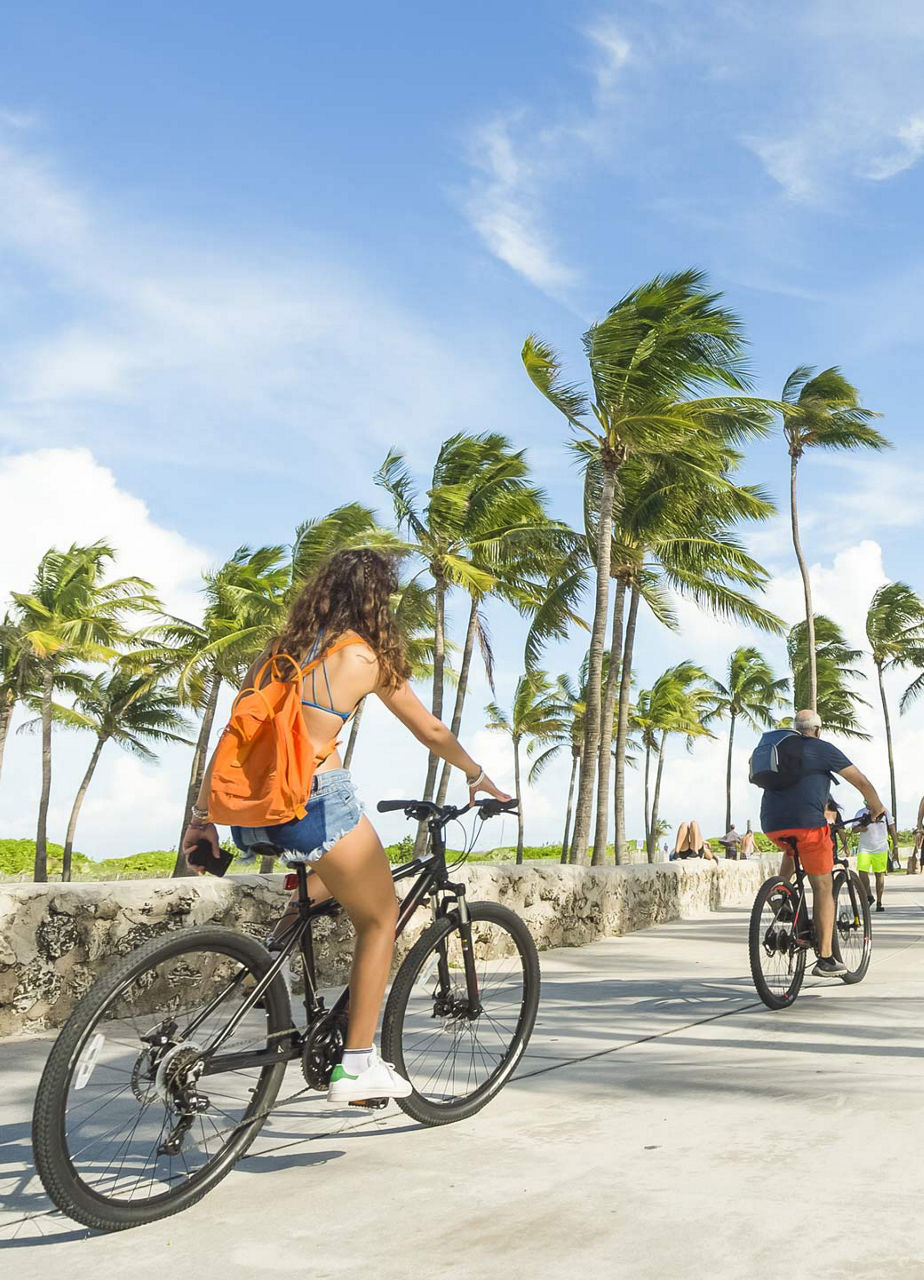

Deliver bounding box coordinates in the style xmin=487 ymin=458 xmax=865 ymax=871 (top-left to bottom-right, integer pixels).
xmin=284 ymin=873 xmax=299 ymax=891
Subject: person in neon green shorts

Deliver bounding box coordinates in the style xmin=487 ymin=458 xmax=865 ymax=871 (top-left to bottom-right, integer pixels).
xmin=854 ymin=807 xmax=898 ymax=912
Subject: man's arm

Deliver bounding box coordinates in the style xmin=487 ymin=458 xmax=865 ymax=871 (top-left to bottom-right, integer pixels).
xmin=838 ymin=765 xmax=887 ymax=819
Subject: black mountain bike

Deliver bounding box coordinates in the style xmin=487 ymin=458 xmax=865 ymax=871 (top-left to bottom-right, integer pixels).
xmin=749 ymin=842 xmax=871 ymax=1010
xmin=32 ymin=797 xmax=539 ymax=1232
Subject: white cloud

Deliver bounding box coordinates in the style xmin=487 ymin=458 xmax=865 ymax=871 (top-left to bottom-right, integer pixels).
xmin=459 ymin=20 xmax=632 ymax=296
xmin=0 ymin=124 xmax=512 ymax=471
xmin=740 ymin=4 xmax=924 ymax=202
xmin=462 ymin=116 xmax=579 ymax=296
xmin=0 ymin=448 xmax=208 ymax=619
xmin=585 ymin=19 xmax=632 ymax=99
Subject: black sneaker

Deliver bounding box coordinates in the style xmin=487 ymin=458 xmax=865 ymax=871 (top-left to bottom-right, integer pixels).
xmin=876 ymin=903 xmax=885 ymax=912
xmin=866 ymin=894 xmax=874 ymax=906
xmin=812 ymin=955 xmax=847 ymax=977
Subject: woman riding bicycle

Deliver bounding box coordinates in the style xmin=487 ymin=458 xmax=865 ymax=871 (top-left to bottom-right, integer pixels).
xmin=180 ymin=548 xmax=510 ymax=1104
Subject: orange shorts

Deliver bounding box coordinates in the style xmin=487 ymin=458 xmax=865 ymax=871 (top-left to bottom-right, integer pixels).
xmin=765 ymin=826 xmax=834 ymax=876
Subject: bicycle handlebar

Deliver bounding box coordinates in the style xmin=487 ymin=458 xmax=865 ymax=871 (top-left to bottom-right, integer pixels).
xmin=376 ymin=797 xmax=518 ymax=822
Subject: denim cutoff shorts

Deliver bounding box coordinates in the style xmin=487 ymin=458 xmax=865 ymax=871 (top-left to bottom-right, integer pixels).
xmin=231 ymin=769 xmax=363 ymax=865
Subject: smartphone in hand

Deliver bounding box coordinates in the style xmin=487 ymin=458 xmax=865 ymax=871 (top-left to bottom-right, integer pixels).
xmin=187 ymin=839 xmax=233 ymax=877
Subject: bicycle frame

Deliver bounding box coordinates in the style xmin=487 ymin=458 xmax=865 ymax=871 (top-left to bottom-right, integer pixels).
xmin=783 ymin=846 xmax=863 ymax=950
xmin=195 ymin=810 xmax=478 ymax=1079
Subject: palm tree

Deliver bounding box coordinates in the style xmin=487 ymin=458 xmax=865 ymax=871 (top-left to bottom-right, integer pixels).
xmin=865 ymin=583 xmax=924 ymax=822
xmin=633 ymin=662 xmax=713 ymax=861
xmin=37 ymin=665 xmax=192 ymax=880
xmin=0 ymin=613 xmax=37 ymax=785
xmin=780 ymin=366 xmax=887 ymax=710
xmin=161 ymin=546 xmax=290 ymax=876
xmin=485 ymin=672 xmax=565 ymax=863
xmin=787 ymin=615 xmax=870 ymax=739
xmin=11 ymin=541 xmax=156 ymax=881
xmin=525 ymin=669 xmax=586 ymax=863
xmin=708 ymin=648 xmax=789 ymax=832
xmin=592 ymin=443 xmax=782 ymax=863
xmin=289 ymin=501 xmax=399 ymax=592
xmin=378 ymin=433 xmax=566 ymax=851
xmin=523 ymin=269 xmax=768 ymax=865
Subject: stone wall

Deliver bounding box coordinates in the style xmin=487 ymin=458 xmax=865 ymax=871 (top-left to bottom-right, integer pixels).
xmin=0 ymin=858 xmax=777 ymax=1038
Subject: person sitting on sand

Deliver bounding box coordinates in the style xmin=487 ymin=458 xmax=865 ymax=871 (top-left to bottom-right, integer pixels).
xmin=673 ymin=819 xmax=721 ymax=863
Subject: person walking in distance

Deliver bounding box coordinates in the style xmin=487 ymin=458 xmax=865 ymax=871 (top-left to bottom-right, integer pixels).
xmin=759 ymin=709 xmax=887 ymax=977
xmin=181 ymin=549 xmax=510 ymax=1105
xmin=853 ymin=807 xmax=898 ymax=913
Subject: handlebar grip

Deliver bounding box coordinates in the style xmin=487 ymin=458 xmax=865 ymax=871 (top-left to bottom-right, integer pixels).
xmin=478 ymin=798 xmax=520 ymax=818
xmin=376 ymin=800 xmax=419 ymax=813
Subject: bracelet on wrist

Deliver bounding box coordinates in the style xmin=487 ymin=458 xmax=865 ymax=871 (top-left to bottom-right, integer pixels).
xmin=466 ymin=766 xmax=485 ymax=789
xmin=190 ymin=806 xmax=211 ymax=825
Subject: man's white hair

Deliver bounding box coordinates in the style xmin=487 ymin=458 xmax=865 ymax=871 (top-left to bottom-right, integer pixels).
xmin=794 ymin=708 xmax=821 ymax=735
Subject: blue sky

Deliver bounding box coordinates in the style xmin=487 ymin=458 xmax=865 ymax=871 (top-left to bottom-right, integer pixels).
xmin=3 ymin=0 xmax=924 ymax=856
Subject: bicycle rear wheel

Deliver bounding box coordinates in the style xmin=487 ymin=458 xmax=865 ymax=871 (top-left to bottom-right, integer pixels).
xmin=32 ymin=927 xmax=292 ymax=1231
xmin=382 ymin=901 xmax=540 ymax=1126
xmin=748 ymin=877 xmax=807 ymax=1010
xmin=832 ymin=869 xmax=872 ymax=983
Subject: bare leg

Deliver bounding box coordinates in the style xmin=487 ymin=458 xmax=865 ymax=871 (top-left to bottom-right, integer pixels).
xmin=808 ymin=872 xmax=835 ymax=958
xmin=313 ymin=816 xmax=398 ymax=1050
xmin=858 ymin=869 xmax=872 ymax=901
xmin=688 ymin=820 xmax=703 ymax=852
xmin=875 ymin=871 xmax=885 ymax=906
xmin=674 ymin=822 xmax=691 ymax=854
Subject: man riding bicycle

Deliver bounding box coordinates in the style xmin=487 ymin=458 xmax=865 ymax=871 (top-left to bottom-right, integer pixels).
xmin=761 ymin=709 xmax=887 ymax=977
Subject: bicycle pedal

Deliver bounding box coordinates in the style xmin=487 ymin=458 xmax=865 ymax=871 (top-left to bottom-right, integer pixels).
xmin=348 ymin=1097 xmax=389 ymax=1110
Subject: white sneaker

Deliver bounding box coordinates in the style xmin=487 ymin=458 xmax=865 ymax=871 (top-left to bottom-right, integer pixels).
xmin=326 ymin=1048 xmax=413 ymax=1104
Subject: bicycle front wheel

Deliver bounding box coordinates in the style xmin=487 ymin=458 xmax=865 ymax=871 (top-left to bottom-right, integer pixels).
xmin=382 ymin=901 xmax=540 ymax=1126
xmin=832 ymin=869 xmax=872 ymax=983
xmin=32 ymin=927 xmax=292 ymax=1232
xmin=748 ymin=876 xmax=807 ymax=1010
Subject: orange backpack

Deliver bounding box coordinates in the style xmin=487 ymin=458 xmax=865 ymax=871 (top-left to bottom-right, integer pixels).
xmin=208 ymin=633 xmax=362 ymax=827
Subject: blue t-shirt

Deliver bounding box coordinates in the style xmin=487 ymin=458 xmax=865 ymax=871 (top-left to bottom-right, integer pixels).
xmin=760 ymin=736 xmax=852 ymax=832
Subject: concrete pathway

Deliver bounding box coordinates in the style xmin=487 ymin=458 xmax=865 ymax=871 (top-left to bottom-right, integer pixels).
xmin=3 ymin=875 xmax=924 ymax=1278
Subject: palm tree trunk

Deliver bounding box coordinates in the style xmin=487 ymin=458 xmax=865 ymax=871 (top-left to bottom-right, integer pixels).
xmin=648 ymin=732 xmax=666 ymax=863
xmin=561 ymin=750 xmax=579 ymax=864
xmin=435 ymin=596 xmax=479 ymax=807
xmin=614 ymin=585 xmax=641 ymax=864
xmin=569 ymin=458 xmax=618 ymax=865
xmin=173 ymin=670 xmax=222 ymax=878
xmin=414 ymin=573 xmax=447 ymax=856
xmin=513 ymin=736 xmax=524 ymax=864
xmin=62 ymin=734 xmax=107 ymax=882
xmin=342 ymin=696 xmax=366 ymax=770
xmin=876 ymin=662 xmax=898 ymax=823
xmin=725 ymin=711 xmax=737 ymax=834
xmin=789 ymin=452 xmax=817 ymax=711
xmin=591 ymin=580 xmax=627 ymax=865
xmin=0 ymin=690 xmax=14 ymax=784
xmin=34 ymin=669 xmax=54 ymax=883
xmin=643 ymin=741 xmax=652 ymax=851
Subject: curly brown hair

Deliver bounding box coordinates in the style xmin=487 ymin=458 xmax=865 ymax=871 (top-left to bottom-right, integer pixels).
xmin=274 ymin=549 xmax=410 ymax=690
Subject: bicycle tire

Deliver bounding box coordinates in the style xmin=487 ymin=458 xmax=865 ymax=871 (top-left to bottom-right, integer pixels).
xmin=832 ymin=869 xmax=872 ymax=984
xmin=748 ymin=876 xmax=807 ymax=1010
xmin=32 ymin=926 xmax=291 ymax=1232
xmin=382 ymin=901 xmax=539 ymax=1126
